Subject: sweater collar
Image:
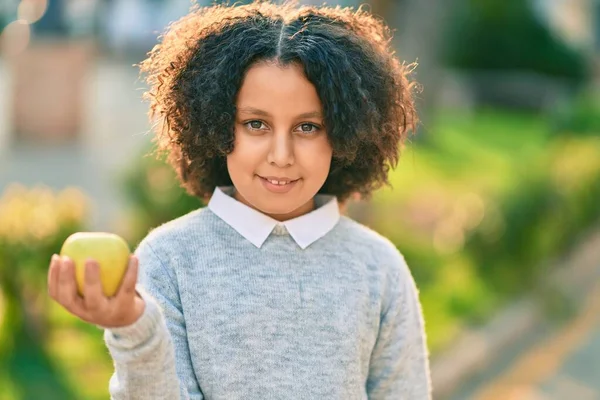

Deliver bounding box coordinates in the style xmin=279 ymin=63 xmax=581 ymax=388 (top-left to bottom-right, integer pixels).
xmin=208 ymin=186 xmax=340 ymax=249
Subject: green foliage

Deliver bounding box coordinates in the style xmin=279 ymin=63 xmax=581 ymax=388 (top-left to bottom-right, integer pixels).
xmin=0 ymin=184 xmax=90 ymax=341
xmin=467 ymin=137 xmax=600 ymax=295
xmin=120 ymin=147 xmax=204 ymax=246
xmin=444 ymin=0 xmax=589 ymax=81
xmin=0 ymin=184 xmax=90 ymax=399
xmin=552 ymin=88 xmax=600 ymax=135
xmin=371 ymin=109 xmax=600 ymax=352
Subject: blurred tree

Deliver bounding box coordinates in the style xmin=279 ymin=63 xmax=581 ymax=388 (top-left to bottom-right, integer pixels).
xmin=372 ymin=0 xmax=453 ymax=135
xmin=444 ymin=0 xmax=589 ymax=81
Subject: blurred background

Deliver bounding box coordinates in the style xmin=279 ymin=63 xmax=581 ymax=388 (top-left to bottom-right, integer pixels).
xmin=0 ymin=0 xmax=599 ymax=399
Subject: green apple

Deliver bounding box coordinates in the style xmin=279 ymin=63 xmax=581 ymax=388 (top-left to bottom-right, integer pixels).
xmin=60 ymin=232 xmax=131 ymax=297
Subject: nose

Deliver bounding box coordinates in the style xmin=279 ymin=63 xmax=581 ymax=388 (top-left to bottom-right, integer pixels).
xmin=267 ymin=130 xmax=295 ymax=167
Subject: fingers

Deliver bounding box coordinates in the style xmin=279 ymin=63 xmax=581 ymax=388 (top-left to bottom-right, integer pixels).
xmin=56 ymin=257 xmax=85 ymax=316
xmin=48 ymin=254 xmax=60 ymax=299
xmin=115 ymin=256 xmax=139 ymax=301
xmin=109 ymin=255 xmax=145 ymax=327
xmin=51 ymin=254 xmax=139 ymax=327
xmin=83 ymin=259 xmax=108 ymax=312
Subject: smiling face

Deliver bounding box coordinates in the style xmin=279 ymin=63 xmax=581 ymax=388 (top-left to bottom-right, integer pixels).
xmin=226 ymin=61 xmax=333 ymax=221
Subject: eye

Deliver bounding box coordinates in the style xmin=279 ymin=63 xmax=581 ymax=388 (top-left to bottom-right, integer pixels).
xmin=244 ymin=120 xmax=267 ymax=131
xmin=295 ymin=123 xmax=321 ymax=135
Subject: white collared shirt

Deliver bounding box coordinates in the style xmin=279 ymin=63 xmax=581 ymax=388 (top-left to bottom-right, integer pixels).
xmin=207 ymin=186 xmax=340 ymax=249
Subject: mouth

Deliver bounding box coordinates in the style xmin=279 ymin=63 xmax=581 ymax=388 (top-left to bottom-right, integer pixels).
xmin=258 ymin=175 xmax=301 ymax=193
xmin=258 ymin=176 xmax=300 ymax=186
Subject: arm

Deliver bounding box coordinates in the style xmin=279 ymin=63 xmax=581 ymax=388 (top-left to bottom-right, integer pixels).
xmin=366 ymin=255 xmax=432 ymax=399
xmin=103 ymin=238 xmax=204 ymax=399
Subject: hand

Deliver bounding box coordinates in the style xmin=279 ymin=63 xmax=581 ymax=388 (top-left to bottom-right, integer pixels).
xmin=47 ymin=254 xmax=146 ymax=328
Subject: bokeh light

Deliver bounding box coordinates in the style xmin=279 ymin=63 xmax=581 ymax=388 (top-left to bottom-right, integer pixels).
xmin=0 ymin=19 xmax=30 ymax=57
xmin=433 ymin=217 xmax=465 ymax=255
xmin=17 ymin=0 xmax=48 ymax=24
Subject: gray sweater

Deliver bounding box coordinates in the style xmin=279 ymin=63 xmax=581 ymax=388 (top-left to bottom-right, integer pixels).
xmin=103 ymin=207 xmax=432 ymax=399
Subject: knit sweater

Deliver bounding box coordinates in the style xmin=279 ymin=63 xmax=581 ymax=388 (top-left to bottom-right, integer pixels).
xmin=102 ymin=206 xmax=432 ymax=399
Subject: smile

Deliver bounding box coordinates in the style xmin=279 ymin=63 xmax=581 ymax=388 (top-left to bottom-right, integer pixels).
xmin=258 ymin=176 xmax=300 ymax=193
xmin=266 ymin=179 xmax=292 ymax=186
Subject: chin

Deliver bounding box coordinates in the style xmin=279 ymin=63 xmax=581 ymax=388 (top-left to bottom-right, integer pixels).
xmin=256 ymin=201 xmax=299 ymax=216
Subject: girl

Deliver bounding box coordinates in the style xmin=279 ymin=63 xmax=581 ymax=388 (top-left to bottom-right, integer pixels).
xmin=47 ymin=1 xmax=432 ymax=398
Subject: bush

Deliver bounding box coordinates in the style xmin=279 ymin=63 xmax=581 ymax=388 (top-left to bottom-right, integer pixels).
xmin=370 ymin=110 xmax=600 ymax=352
xmin=471 ymin=135 xmax=600 ymax=274
xmin=0 ymin=184 xmax=89 ymax=352
xmin=120 ymin=147 xmax=204 ymax=246
xmin=552 ymin=88 xmax=600 ymax=135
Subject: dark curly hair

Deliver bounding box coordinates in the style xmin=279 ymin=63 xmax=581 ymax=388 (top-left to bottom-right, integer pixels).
xmin=139 ymin=0 xmax=419 ymax=203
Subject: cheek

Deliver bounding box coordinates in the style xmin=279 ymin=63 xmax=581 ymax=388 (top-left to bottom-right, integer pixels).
xmin=226 ymin=133 xmax=261 ymax=178
xmin=300 ymin=139 xmax=333 ymax=177
xmin=227 ymin=151 xmax=253 ymax=179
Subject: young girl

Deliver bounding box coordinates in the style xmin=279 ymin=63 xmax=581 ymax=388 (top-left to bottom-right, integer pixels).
xmin=47 ymin=1 xmax=431 ymax=398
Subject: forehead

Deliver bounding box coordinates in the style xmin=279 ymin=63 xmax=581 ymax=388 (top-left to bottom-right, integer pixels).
xmin=236 ymin=61 xmax=322 ymax=115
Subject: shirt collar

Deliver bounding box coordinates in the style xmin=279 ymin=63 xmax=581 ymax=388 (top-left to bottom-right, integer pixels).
xmin=208 ymin=186 xmax=340 ymax=249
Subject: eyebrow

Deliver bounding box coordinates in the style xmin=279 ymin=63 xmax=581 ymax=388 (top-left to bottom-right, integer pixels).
xmin=237 ymin=106 xmax=322 ymax=119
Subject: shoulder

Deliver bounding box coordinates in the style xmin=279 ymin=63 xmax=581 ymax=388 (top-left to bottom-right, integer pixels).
xmin=335 ymin=216 xmax=412 ymax=281
xmin=135 ymin=206 xmax=219 ymax=258
xmin=337 ymin=217 xmax=405 ymax=263
xmin=336 ymin=216 xmax=421 ymax=313
xmin=134 ymin=206 xmax=228 ymax=283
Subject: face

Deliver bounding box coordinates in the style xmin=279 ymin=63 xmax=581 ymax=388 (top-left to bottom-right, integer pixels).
xmin=227 ymin=61 xmax=333 ymax=221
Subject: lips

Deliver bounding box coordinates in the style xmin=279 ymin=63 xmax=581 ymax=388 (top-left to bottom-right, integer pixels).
xmin=259 ymin=176 xmax=299 ymax=185
xmin=258 ymin=175 xmax=300 ymax=193
xmin=264 ymin=178 xmax=294 ymax=186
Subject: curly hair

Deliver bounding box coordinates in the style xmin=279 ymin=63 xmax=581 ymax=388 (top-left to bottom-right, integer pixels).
xmin=139 ymin=0 xmax=419 ymax=203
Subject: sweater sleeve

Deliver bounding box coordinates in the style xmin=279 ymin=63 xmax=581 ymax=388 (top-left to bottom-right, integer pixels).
xmin=366 ymin=252 xmax=432 ymax=400
xmin=102 ymin=237 xmax=204 ymax=399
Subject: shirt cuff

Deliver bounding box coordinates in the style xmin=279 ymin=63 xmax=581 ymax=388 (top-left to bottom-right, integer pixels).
xmin=100 ymin=285 xmax=164 ymax=349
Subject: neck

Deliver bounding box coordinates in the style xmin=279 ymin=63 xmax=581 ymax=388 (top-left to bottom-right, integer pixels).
xmin=233 ymin=190 xmax=315 ymax=221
